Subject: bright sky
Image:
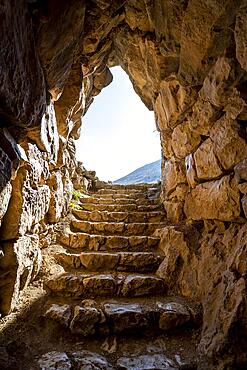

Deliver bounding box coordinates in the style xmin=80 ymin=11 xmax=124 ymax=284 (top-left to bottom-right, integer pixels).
xmin=75 ymin=66 xmax=161 ymax=182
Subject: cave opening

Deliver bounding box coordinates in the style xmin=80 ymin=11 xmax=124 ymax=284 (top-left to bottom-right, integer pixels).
xmin=75 ymin=66 xmax=161 ymax=183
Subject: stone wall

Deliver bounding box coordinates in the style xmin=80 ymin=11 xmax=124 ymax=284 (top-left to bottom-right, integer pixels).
xmin=0 ymin=0 xmax=246 ymax=368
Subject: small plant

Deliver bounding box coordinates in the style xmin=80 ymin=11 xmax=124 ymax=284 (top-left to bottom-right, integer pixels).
xmin=72 ymin=190 xmax=83 ymax=201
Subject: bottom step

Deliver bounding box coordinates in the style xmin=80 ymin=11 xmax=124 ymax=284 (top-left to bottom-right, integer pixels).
xmin=44 ymin=298 xmax=200 ymax=336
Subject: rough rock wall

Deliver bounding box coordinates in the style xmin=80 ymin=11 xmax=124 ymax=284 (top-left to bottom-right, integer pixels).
xmin=0 ymin=0 xmax=246 ymax=368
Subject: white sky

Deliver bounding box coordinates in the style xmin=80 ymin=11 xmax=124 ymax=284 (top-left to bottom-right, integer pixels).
xmin=75 ymin=66 xmax=161 ymax=182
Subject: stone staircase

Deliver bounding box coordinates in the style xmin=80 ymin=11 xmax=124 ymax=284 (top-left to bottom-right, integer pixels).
xmin=43 ymin=183 xmax=199 ymax=339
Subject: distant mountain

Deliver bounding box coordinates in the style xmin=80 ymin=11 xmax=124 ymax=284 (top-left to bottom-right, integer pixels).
xmin=113 ymin=159 xmax=161 ymax=185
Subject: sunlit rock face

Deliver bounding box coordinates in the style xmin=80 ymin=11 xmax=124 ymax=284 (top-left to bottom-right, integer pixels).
xmin=0 ymin=0 xmax=246 ymax=368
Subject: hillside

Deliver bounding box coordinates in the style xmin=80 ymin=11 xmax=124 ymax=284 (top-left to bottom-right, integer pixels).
xmin=113 ymin=159 xmax=161 ymax=184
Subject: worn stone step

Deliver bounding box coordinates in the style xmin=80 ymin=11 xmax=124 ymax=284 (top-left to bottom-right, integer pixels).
xmin=72 ymin=209 xmax=165 ymax=223
xmin=71 ymin=220 xmax=166 ymax=236
xmin=98 ymin=183 xmax=158 ymax=190
xmin=78 ymin=202 xmax=162 ymax=212
xmin=95 ymin=188 xmax=145 ymax=195
xmin=45 ymin=273 xmax=166 ymax=298
xmin=58 ymin=232 xmax=160 ymax=251
xmin=79 ymin=196 xmax=159 ymax=206
xmin=53 ymin=251 xmax=164 ymax=273
xmin=44 ymin=298 xmax=198 ymax=336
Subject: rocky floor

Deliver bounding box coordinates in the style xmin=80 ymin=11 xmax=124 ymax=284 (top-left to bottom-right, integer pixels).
xmin=0 ymin=184 xmax=201 ymax=369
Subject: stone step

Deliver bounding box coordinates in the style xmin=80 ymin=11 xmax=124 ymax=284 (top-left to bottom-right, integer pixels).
xmin=89 ymin=193 xmax=155 ymax=200
xmin=58 ymin=232 xmax=160 ymax=251
xmin=72 ymin=209 xmax=165 ymax=223
xmin=45 ymin=273 xmax=166 ymax=298
xmin=53 ymin=251 xmax=164 ymax=273
xmin=79 ymin=196 xmax=159 ymax=206
xmin=78 ymin=202 xmax=163 ymax=212
xmin=96 ymin=188 xmax=145 ymax=195
xmin=71 ymin=220 xmax=166 ymax=236
xmin=98 ymin=183 xmax=158 ymax=190
xmin=44 ymin=298 xmax=198 ymax=336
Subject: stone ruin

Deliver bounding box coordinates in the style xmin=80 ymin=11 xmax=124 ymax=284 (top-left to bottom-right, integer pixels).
xmin=0 ymin=1 xmax=246 ymax=369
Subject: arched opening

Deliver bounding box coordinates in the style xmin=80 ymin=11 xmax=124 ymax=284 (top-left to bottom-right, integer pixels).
xmin=75 ymin=66 xmax=161 ymax=183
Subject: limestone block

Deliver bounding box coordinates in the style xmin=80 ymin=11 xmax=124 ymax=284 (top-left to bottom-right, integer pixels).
xmin=155 ymin=79 xmax=188 ymax=131
xmin=157 ymin=227 xmax=190 ymax=286
xmin=47 ymin=171 xmax=64 ymax=223
xmin=171 ymin=122 xmax=201 ymax=159
xmin=224 ymin=89 xmax=246 ymax=120
xmin=235 ymin=158 xmax=247 ymax=182
xmin=1 ymin=170 xmax=51 ymax=240
xmin=70 ymin=351 xmax=112 ymax=370
xmin=20 ymin=142 xmax=50 ymax=185
xmin=163 ymin=159 xmax=186 ymax=196
xmin=54 ymin=63 xmax=84 ymax=141
xmin=104 ymin=303 xmax=149 ymax=333
xmin=0 ymin=0 xmax=46 ymax=126
xmin=210 ymin=116 xmax=247 ymax=171
xmin=241 ymin=195 xmax=247 ymax=218
xmin=0 ymin=235 xmax=41 ymax=314
xmin=201 ymin=57 xmax=232 ymax=107
xmin=185 ymin=154 xmax=197 ymax=188
xmin=160 ymin=130 xmax=174 ymax=158
xmin=194 ymin=138 xmax=223 ymax=180
xmin=27 ymin=100 xmax=59 ymax=164
xmin=184 ymin=175 xmax=240 ymax=221
xmin=235 ymin=4 xmax=247 ymax=71
xmin=158 ymin=302 xmax=191 ymax=331
xmin=70 ymin=305 xmax=101 ymax=335
xmin=44 ymin=304 xmax=72 ymax=327
xmin=188 ymin=100 xmax=216 ymax=135
xmin=38 ymin=352 xmax=72 ymax=370
xmin=238 ymin=183 xmax=247 ymax=194
xmin=164 ymin=200 xmax=184 ymax=224
xmin=0 ymin=183 xmax=12 ymax=226
xmin=117 ymin=354 xmax=177 ymax=370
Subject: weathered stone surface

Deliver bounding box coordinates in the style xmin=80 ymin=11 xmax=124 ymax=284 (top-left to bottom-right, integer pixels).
xmin=83 ymin=275 xmax=117 ymax=296
xmin=200 ymin=57 xmax=232 ymax=107
xmin=184 ymin=176 xmax=240 ymax=221
xmin=193 ymin=138 xmax=223 ymax=180
xmin=188 ymin=100 xmax=216 ymax=135
xmin=38 ymin=352 xmax=72 ymax=370
xmin=121 ymin=275 xmax=165 ymax=297
xmin=155 ymin=79 xmax=189 ymax=131
xmin=71 ymin=351 xmax=113 ymax=370
xmin=241 ymin=195 xmax=247 ymax=218
xmin=185 ymin=154 xmax=197 ymax=188
xmin=156 ymin=227 xmax=192 ymax=294
xmin=235 ymin=158 xmax=247 ymax=182
xmin=0 ymin=235 xmax=41 ymax=314
xmin=117 ymin=354 xmax=178 ymax=370
xmin=104 ymin=303 xmax=149 ymax=333
xmin=210 ymin=116 xmax=247 ymax=171
xmin=70 ymin=304 xmax=101 ymax=335
xmin=37 ymin=1 xmax=86 ymax=96
xmin=163 ymin=159 xmax=186 ymax=196
xmin=0 ymin=170 xmax=51 ymax=239
xmin=0 ymin=183 xmax=12 ymax=226
xmin=0 ymin=0 xmax=46 ymax=126
xmin=158 ymin=302 xmax=191 ymax=331
xmin=235 ymin=4 xmax=247 ymax=71
xmin=44 ymin=304 xmax=72 ymax=327
xmin=79 ymin=252 xmax=119 ymax=271
xmin=171 ymin=122 xmax=201 ymax=159
xmin=47 ymin=171 xmax=64 ymax=223
xmin=27 ymin=100 xmax=59 ymax=164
